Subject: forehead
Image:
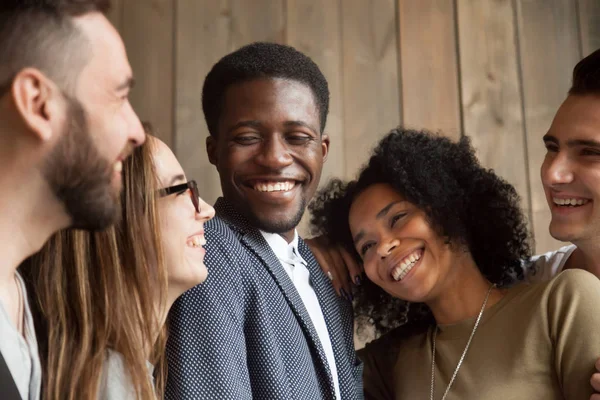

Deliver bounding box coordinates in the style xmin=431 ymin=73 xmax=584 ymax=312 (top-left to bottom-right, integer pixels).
xmin=73 ymin=13 xmax=132 ymax=90
xmin=218 ymin=78 xmax=320 ymax=132
xmin=349 ymin=184 xmax=404 ymax=228
xmin=151 ymin=138 xmax=186 ymax=185
xmin=549 ymin=95 xmax=600 ymax=141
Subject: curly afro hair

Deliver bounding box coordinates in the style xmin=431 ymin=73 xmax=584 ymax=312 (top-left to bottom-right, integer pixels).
xmin=202 ymin=42 xmax=329 ymax=137
xmin=310 ymin=127 xmax=532 ymax=338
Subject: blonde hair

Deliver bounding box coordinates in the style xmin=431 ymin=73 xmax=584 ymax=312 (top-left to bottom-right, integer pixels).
xmin=22 ymin=126 xmax=168 ymax=399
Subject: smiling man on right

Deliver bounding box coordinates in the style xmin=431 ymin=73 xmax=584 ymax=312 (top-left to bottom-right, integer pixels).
xmin=165 ymin=42 xmax=363 ymax=400
xmin=530 ymin=48 xmax=600 ymax=282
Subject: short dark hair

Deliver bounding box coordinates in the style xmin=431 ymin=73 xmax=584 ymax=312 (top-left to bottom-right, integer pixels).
xmin=202 ymin=42 xmax=330 ymax=137
xmin=569 ymin=48 xmax=600 ymax=96
xmin=310 ymin=128 xmax=532 ymax=337
xmin=0 ymin=0 xmax=111 ymax=96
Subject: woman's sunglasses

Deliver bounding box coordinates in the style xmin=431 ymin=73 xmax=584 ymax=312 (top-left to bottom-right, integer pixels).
xmin=158 ymin=180 xmax=200 ymax=213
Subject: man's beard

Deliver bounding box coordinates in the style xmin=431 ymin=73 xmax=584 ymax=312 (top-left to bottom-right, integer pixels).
xmin=246 ymin=196 xmax=307 ymax=235
xmin=42 ymin=96 xmax=120 ymax=231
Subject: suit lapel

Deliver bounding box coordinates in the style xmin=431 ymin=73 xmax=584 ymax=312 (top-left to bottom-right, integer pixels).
xmin=299 ymin=238 xmax=354 ymax=398
xmin=241 ymin=231 xmax=333 ymax=370
xmin=215 ymin=199 xmax=335 ymax=396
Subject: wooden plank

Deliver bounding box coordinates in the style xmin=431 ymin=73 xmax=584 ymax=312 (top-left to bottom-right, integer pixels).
xmin=578 ymin=0 xmax=600 ymax=56
xmin=174 ymin=1 xmax=230 ymax=206
xmin=457 ymin=0 xmax=530 ymax=225
xmin=341 ymin=0 xmax=400 ymax=178
xmin=120 ymin=0 xmax=175 ymax=148
xmin=516 ymin=0 xmax=581 ymax=253
xmin=287 ymin=0 xmax=344 ymax=188
xmin=286 ymin=0 xmax=343 ymax=236
xmin=105 ymin=0 xmax=123 ymax=30
xmin=399 ymin=0 xmax=462 ymax=139
xmin=230 ymin=0 xmax=285 ymax=48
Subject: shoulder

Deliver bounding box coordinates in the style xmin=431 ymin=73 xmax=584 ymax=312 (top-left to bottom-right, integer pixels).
xmin=203 ymin=216 xmax=250 ymax=270
xmin=526 ymin=244 xmax=576 ymax=283
xmin=98 ymin=351 xmax=137 ymax=400
xmin=546 ymin=268 xmax=600 ymax=299
xmin=358 ymin=328 xmax=407 ymax=367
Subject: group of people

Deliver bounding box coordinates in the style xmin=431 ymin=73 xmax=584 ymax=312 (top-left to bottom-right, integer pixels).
xmin=2 ymin=1 xmax=600 ymax=399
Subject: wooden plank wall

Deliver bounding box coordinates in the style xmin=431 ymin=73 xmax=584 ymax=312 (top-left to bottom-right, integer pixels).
xmin=107 ymin=0 xmax=600 ymax=254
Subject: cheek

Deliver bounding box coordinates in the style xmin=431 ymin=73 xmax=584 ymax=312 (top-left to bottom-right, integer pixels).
xmin=363 ymin=259 xmax=381 ymax=283
xmin=582 ymin=171 xmax=600 ymax=198
xmin=89 ymin=106 xmax=132 ymax=154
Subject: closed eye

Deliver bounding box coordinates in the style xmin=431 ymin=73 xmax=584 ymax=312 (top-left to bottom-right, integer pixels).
xmin=581 ymin=148 xmax=600 ymax=156
xmin=286 ymin=134 xmax=313 ymax=145
xmin=391 ymin=213 xmax=406 ymax=227
xmin=544 ymin=142 xmax=559 ymax=152
xmin=360 ymin=242 xmax=375 ymax=257
xmin=233 ymin=135 xmax=261 ymax=145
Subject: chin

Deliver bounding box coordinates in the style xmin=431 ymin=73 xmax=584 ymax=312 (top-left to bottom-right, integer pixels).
xmin=549 ymin=224 xmax=582 ymax=243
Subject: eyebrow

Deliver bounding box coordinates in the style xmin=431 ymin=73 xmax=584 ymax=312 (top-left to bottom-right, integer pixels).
xmin=352 ymin=201 xmax=405 ymax=244
xmin=226 ymin=120 xmax=319 ymax=135
xmin=284 ymin=120 xmax=318 ymax=135
xmin=543 ymin=133 xmax=600 ymax=148
xmin=168 ymin=174 xmax=186 ymax=186
xmin=227 ymin=120 xmax=262 ymax=134
xmin=116 ymin=76 xmax=135 ymax=92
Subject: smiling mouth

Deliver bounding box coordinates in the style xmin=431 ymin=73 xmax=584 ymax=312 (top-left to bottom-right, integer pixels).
xmin=391 ymin=248 xmax=423 ymax=281
xmin=552 ymin=197 xmax=590 ymax=207
xmin=250 ymin=180 xmax=298 ymax=193
xmin=186 ymin=235 xmax=206 ymax=248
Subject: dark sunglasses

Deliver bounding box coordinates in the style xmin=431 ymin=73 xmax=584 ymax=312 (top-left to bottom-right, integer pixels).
xmin=158 ymin=180 xmax=200 ymax=213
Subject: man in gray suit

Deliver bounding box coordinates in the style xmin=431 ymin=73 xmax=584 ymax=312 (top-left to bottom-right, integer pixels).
xmin=165 ymin=42 xmax=363 ymax=400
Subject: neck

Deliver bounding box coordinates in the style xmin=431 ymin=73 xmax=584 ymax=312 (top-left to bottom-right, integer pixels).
xmin=426 ymin=252 xmax=504 ymax=325
xmin=149 ymin=288 xmax=181 ymax=361
xmin=279 ymin=229 xmax=295 ymax=244
xmin=0 ymin=187 xmax=69 ymax=281
xmin=566 ymin=242 xmax=600 ymax=278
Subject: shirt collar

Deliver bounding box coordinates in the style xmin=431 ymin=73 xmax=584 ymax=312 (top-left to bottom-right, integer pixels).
xmin=259 ymin=230 xmax=306 ymax=265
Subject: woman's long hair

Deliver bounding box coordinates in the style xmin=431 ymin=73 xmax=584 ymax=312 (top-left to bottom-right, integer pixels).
xmin=21 ymin=126 xmax=169 ymax=399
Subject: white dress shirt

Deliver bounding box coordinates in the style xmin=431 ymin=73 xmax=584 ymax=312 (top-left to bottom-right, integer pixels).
xmin=0 ymin=272 xmax=42 ymax=400
xmin=260 ymin=230 xmax=341 ymax=400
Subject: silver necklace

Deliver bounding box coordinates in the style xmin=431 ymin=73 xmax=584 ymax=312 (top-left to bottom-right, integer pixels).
xmin=429 ymin=283 xmax=496 ymax=400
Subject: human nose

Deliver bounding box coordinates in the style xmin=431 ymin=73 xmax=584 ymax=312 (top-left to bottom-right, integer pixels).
xmin=542 ymin=152 xmax=574 ymax=187
xmin=255 ymin=135 xmax=293 ymax=169
xmin=195 ymin=196 xmax=215 ymax=222
xmin=376 ymin=235 xmax=400 ymax=259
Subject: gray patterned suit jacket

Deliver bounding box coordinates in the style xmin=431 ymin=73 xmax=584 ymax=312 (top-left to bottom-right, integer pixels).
xmin=165 ymin=198 xmax=363 ymax=399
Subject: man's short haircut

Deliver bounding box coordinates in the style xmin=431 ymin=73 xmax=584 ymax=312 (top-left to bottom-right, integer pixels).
xmin=0 ymin=0 xmax=111 ymax=96
xmin=569 ymin=47 xmax=600 ymax=96
xmin=202 ymin=42 xmax=330 ymax=137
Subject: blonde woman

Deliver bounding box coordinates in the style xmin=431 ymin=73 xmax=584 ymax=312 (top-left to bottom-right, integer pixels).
xmin=22 ymin=123 xmax=213 ymax=399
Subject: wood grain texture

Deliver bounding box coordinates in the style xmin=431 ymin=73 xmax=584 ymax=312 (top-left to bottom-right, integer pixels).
xmin=457 ymin=0 xmax=530 ymax=222
xmin=578 ymin=0 xmax=600 ymax=56
xmin=230 ymin=0 xmax=286 ymax=48
xmin=174 ymin=1 xmax=231 ymax=206
xmin=287 ymin=0 xmax=344 ymax=236
xmin=121 ymin=0 xmax=175 ymax=148
xmin=399 ymin=0 xmax=462 ymax=138
xmin=287 ymin=0 xmax=344 ymax=185
xmin=341 ymin=0 xmax=400 ymax=178
xmin=106 ymin=0 xmax=123 ymax=30
xmin=516 ymin=0 xmax=581 ymax=253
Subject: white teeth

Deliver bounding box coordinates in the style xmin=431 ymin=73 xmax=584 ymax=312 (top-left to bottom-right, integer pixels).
xmin=187 ymin=235 xmax=206 ymax=248
xmin=253 ymin=181 xmax=296 ymax=192
xmin=114 ymin=161 xmax=123 ymax=173
xmin=553 ymin=197 xmax=589 ymax=206
xmin=391 ymin=250 xmax=422 ymax=281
